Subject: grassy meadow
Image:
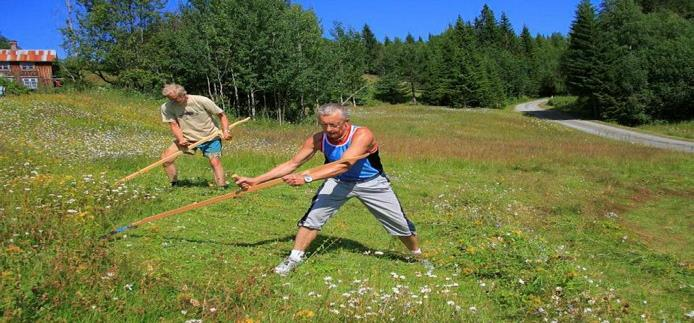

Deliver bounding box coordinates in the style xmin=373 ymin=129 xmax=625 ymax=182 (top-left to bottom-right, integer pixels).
xmin=1 ymin=90 xmax=692 ymax=322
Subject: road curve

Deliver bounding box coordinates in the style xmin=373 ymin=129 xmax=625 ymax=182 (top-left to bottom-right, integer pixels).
xmin=515 ymin=99 xmax=694 ymax=153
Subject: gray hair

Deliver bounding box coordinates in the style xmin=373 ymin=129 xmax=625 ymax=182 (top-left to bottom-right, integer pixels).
xmin=316 ymin=103 xmax=350 ymax=120
xmin=162 ymin=83 xmax=186 ymax=97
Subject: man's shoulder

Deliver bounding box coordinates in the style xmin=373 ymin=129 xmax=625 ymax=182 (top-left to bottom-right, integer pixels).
xmin=353 ymin=126 xmax=374 ymax=137
xmin=188 ymin=95 xmax=212 ymax=104
xmin=310 ymin=132 xmax=323 ymax=143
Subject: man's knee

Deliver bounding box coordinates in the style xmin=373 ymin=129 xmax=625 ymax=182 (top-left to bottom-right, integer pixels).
xmin=207 ymin=155 xmax=222 ymax=167
xmin=161 ymin=151 xmax=177 ymax=166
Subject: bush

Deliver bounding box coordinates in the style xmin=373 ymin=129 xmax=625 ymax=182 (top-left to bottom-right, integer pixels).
xmin=0 ymin=78 xmax=31 ymax=96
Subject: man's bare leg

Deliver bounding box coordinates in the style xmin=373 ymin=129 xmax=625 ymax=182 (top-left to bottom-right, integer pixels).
xmin=399 ymin=234 xmax=433 ymax=272
xmin=207 ymin=155 xmax=226 ymax=187
xmin=293 ymin=227 xmax=320 ymax=251
xmin=274 ymin=227 xmax=319 ymax=275
xmin=398 ymin=234 xmax=420 ymax=252
xmin=161 ymin=143 xmax=180 ymax=184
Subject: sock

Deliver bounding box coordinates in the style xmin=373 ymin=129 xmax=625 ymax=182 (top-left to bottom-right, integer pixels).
xmin=411 ymin=248 xmax=422 ymax=256
xmin=289 ymin=249 xmax=305 ymax=261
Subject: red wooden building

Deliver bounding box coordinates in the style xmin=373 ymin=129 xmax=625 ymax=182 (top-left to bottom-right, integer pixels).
xmin=0 ymin=41 xmax=57 ymax=89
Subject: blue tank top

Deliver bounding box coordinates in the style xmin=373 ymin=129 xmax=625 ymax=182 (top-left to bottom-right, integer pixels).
xmin=322 ymin=125 xmax=383 ymax=181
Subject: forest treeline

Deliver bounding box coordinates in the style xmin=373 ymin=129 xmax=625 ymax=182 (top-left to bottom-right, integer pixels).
xmin=17 ymin=0 xmax=686 ymax=124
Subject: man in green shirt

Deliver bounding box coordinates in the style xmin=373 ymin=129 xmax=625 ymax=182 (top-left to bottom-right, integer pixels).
xmin=160 ymin=84 xmax=231 ymax=187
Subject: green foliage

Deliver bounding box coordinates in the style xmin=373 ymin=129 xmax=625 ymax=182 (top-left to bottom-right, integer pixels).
xmin=415 ymin=7 xmax=566 ymax=108
xmin=0 ymin=32 xmax=10 ymax=49
xmin=0 ymin=77 xmax=31 ymax=95
xmin=373 ymin=73 xmax=406 ymax=104
xmin=62 ymin=0 xmax=166 ymax=85
xmin=561 ymin=0 xmax=600 ymax=101
xmin=361 ymin=24 xmax=382 ymax=74
xmin=562 ymin=0 xmax=693 ymax=124
xmin=637 ymin=0 xmax=694 ymax=18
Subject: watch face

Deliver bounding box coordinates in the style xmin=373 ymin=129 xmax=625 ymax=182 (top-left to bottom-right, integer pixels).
xmin=304 ymin=175 xmax=313 ymax=183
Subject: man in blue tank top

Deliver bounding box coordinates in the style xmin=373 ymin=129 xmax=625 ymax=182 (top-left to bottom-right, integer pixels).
xmin=235 ymin=103 xmax=432 ymax=276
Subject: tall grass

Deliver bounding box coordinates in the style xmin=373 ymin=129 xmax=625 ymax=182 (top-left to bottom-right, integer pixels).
xmin=1 ymin=90 xmax=692 ymax=321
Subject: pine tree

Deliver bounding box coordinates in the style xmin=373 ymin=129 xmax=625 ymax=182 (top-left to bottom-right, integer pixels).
xmin=593 ymin=0 xmax=650 ymax=124
xmin=361 ymin=24 xmax=382 ymax=74
xmin=498 ymin=13 xmax=518 ymax=52
xmin=474 ymin=4 xmax=499 ymax=47
xmin=561 ymin=0 xmax=601 ymax=115
xmin=0 ymin=33 xmax=10 ymax=49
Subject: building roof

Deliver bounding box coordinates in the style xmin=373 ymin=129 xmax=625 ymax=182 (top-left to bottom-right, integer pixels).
xmin=0 ymin=49 xmax=57 ymax=62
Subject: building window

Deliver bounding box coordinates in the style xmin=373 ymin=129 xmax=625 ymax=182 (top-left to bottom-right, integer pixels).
xmin=0 ymin=63 xmax=9 ymax=71
xmin=22 ymin=77 xmax=38 ymax=89
xmin=20 ymin=62 xmax=35 ymax=71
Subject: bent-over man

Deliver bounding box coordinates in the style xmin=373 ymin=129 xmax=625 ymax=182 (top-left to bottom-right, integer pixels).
xmin=160 ymin=83 xmax=231 ymax=187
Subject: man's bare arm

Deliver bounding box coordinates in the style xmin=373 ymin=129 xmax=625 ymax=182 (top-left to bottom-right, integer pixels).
xmin=282 ymin=128 xmax=374 ymax=185
xmin=235 ymin=134 xmax=320 ymax=188
xmin=169 ymin=122 xmax=189 ymax=146
xmin=218 ymin=112 xmax=231 ymax=139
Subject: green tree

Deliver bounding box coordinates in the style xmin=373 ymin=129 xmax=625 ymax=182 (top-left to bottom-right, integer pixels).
xmin=0 ymin=33 xmax=10 ymax=49
xmin=593 ymin=0 xmax=650 ymax=124
xmin=637 ymin=0 xmax=694 ymax=18
xmin=362 ymin=24 xmax=382 ymax=74
xmin=498 ymin=13 xmax=518 ymax=52
xmin=535 ymin=33 xmax=567 ymax=96
xmin=561 ymin=0 xmax=601 ymax=115
xmin=63 ymin=0 xmax=166 ymax=89
xmin=474 ymin=4 xmax=499 ymax=47
xmin=639 ymin=10 xmax=694 ymax=120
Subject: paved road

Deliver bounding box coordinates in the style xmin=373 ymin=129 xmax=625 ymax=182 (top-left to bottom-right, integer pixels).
xmin=515 ymin=99 xmax=694 ymax=153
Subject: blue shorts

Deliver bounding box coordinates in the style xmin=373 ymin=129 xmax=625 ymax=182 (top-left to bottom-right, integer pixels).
xmin=194 ymin=138 xmax=222 ymax=157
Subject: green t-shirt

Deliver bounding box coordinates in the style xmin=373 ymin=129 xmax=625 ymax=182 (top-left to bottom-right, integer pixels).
xmin=160 ymin=95 xmax=223 ymax=141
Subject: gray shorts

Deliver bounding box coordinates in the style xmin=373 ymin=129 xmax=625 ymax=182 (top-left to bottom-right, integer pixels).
xmin=297 ymin=175 xmax=416 ymax=236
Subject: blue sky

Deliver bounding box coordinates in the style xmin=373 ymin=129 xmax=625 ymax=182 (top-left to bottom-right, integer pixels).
xmin=0 ymin=0 xmax=600 ymax=58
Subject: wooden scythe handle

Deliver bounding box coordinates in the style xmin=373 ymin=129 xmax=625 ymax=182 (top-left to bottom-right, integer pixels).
xmin=114 ymin=153 xmax=369 ymax=233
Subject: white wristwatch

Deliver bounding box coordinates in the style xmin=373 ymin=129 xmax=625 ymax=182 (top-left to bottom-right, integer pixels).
xmin=303 ymin=175 xmax=313 ymax=183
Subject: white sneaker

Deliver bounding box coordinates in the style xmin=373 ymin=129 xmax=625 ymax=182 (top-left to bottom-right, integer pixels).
xmin=274 ymin=256 xmax=304 ymax=276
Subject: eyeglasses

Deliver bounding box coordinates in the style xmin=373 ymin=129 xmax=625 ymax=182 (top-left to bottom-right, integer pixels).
xmin=319 ymin=120 xmax=345 ymax=129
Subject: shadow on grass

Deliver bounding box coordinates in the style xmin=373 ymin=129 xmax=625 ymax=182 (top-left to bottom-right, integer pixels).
xmin=124 ymin=233 xmax=412 ymax=263
xmin=172 ymin=177 xmax=212 ymax=188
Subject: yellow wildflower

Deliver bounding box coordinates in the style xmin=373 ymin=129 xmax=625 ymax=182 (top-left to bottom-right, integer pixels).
xmin=295 ymin=309 xmax=315 ymax=319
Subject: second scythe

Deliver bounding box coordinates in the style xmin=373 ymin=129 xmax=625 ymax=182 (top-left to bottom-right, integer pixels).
xmin=106 ymin=153 xmax=370 ymax=237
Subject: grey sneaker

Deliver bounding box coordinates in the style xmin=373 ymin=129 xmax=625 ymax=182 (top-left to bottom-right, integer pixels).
xmin=274 ymin=256 xmax=304 ymax=276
